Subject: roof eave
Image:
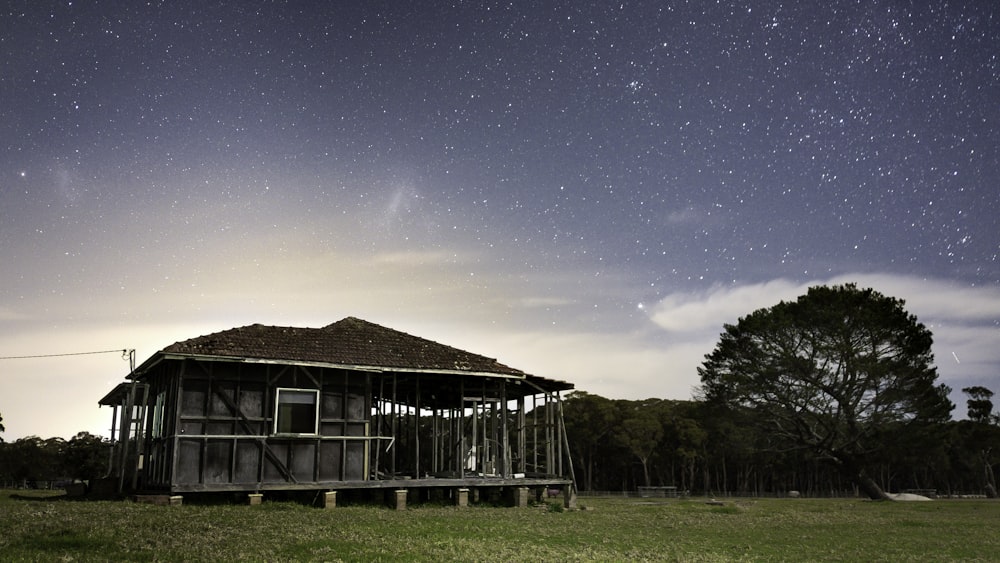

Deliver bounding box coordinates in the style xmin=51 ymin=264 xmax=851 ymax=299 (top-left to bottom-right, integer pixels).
xmin=137 ymin=352 xmax=529 ymax=380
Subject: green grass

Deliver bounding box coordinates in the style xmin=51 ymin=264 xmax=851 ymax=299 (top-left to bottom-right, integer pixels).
xmin=2 ymin=490 xmax=999 ymax=561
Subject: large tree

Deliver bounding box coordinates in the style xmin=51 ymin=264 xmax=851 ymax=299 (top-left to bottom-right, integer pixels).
xmin=616 ymin=399 xmax=664 ymax=487
xmin=63 ymin=431 xmax=111 ymax=481
xmin=698 ymin=283 xmax=953 ymax=500
xmin=962 ymin=386 xmax=996 ymax=424
xmin=960 ymin=386 xmax=998 ymax=496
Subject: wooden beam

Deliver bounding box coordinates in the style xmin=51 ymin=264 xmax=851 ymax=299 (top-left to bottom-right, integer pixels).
xmin=500 ymin=380 xmax=509 ymax=478
xmin=210 ymin=379 xmax=297 ymax=484
xmin=518 ymin=396 xmax=526 ymax=474
xmin=415 ymin=375 xmax=421 ymax=478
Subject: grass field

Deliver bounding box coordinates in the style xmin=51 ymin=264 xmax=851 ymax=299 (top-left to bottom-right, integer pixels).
xmin=1 ymin=490 xmax=998 ymax=561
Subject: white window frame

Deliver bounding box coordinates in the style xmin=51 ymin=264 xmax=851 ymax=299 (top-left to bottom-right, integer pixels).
xmin=273 ymin=387 xmax=320 ymax=436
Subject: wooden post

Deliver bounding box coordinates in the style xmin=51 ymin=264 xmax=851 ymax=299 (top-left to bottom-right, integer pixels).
xmin=415 ymin=377 xmax=421 ymax=478
xmin=556 ymin=391 xmax=563 ymax=477
xmin=518 ymin=396 xmax=526 ymax=474
xmin=390 ymin=375 xmax=397 ymax=476
xmin=470 ymin=398 xmax=478 ymax=475
xmin=374 ymin=376 xmax=383 ymax=478
xmin=115 ymin=399 xmax=128 ymax=492
xmin=500 ymin=381 xmax=509 ymax=478
xmin=459 ymin=379 xmax=466 ymax=478
xmin=431 ymin=408 xmax=439 ymax=474
xmin=557 ymin=395 xmax=578 ymax=495
xmin=532 ymin=394 xmax=538 ymax=473
xmin=546 ymin=395 xmax=555 ymax=476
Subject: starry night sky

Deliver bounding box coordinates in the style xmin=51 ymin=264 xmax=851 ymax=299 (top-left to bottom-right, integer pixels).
xmin=2 ymin=1 xmax=998 ymax=440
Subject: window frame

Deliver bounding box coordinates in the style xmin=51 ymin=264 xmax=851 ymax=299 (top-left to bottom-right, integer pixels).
xmin=272 ymin=387 xmax=320 ymax=436
xmin=151 ymin=390 xmax=167 ymax=438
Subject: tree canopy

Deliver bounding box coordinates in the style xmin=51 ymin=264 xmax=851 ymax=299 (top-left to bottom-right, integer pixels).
xmin=698 ymin=283 xmax=953 ymax=500
xmin=962 ymin=386 xmax=996 ymax=425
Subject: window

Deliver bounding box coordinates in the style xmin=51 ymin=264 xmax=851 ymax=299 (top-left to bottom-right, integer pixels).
xmin=151 ymin=391 xmax=166 ymax=438
xmin=274 ymin=388 xmax=319 ymax=435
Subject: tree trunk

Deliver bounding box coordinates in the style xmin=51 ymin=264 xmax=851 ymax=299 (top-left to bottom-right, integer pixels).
xmin=855 ymin=467 xmax=892 ymax=501
xmin=640 ymin=456 xmax=651 ymax=487
xmin=835 ymin=455 xmax=892 ymax=500
xmin=983 ymin=454 xmax=998 ymax=499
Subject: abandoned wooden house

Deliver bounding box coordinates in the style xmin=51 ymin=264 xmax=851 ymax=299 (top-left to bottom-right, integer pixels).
xmin=99 ymin=317 xmax=576 ymax=508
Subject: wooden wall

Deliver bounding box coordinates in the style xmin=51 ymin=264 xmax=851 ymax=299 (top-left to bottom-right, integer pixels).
xmin=143 ymin=360 xmax=371 ymax=492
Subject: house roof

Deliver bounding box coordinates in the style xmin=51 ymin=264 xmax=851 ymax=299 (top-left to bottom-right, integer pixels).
xmin=141 ymin=317 xmax=572 ymax=392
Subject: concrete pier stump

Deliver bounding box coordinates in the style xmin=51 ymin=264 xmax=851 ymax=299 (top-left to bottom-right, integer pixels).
xmin=514 ymin=486 xmax=530 ymax=508
xmin=323 ymin=491 xmax=337 ymax=509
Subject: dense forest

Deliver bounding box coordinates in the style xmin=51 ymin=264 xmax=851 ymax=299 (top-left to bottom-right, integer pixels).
xmin=562 ymin=390 xmax=1000 ymax=497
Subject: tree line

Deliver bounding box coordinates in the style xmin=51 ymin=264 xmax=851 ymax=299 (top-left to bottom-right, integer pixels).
xmin=0 ymin=432 xmax=110 ymax=487
xmin=562 ymin=389 xmax=1000 ymax=497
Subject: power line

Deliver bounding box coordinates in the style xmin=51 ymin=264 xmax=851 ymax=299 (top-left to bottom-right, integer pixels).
xmin=0 ymin=349 xmax=130 ymax=360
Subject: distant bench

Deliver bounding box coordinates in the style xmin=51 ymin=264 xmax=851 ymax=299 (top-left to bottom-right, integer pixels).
xmin=638 ymin=486 xmax=679 ymax=498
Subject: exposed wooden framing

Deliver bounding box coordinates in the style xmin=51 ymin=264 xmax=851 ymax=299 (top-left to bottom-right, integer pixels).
xmin=107 ymin=402 xmax=120 ymax=478
xmin=266 ymin=364 xmax=292 ymax=387
xmin=115 ymin=387 xmax=132 ymax=493
xmin=390 ymin=374 xmax=397 ymax=476
xmin=103 ymin=318 xmax=576 ymax=499
xmin=198 ymin=362 xmax=211 ymax=487
xmin=545 ymin=397 xmax=559 ymax=473
xmin=500 ymin=380 xmax=509 ymax=478
xmin=259 ymin=365 xmax=270 ymax=486
xmin=129 ymin=382 xmax=150 ymax=490
xmin=470 ymin=397 xmax=479 ymax=474
xmin=459 ymin=378 xmax=466 ymax=478
xmin=414 ymin=375 xmax=421 ymax=478
xmin=171 ymin=362 xmax=186 ymax=492
xmin=230 ymin=376 xmax=239 ymax=484
xmin=363 ymin=371 xmax=372 ymax=481
xmin=532 ymin=394 xmax=538 ymax=472
xmin=431 ymin=408 xmax=439 ymax=474
xmin=169 ymin=475 xmax=572 ymax=494
xmin=555 ymin=391 xmax=563 ymax=477
xmin=299 ymin=365 xmax=320 ymax=388
xmin=517 ymin=395 xmax=526 ymax=474
xmin=373 ymin=374 xmax=384 ymax=478
xmin=482 ymin=380 xmax=489 ymax=474
xmin=120 ymin=373 xmax=577 ymax=497
xmin=557 ymin=395 xmax=578 ymax=494
xmin=207 ymin=377 xmax=296 ymax=484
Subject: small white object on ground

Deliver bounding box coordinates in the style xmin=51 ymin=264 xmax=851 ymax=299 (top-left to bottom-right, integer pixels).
xmin=887 ymin=493 xmax=932 ymax=501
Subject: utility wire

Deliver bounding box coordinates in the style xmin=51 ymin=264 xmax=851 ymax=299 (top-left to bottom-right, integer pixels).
xmin=0 ymin=349 xmax=130 ymax=360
